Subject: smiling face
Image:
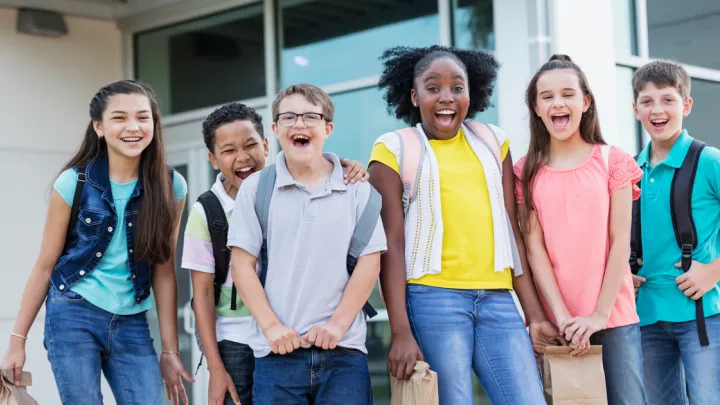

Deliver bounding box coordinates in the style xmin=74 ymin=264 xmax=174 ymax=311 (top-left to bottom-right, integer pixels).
xmin=633 ymin=82 xmax=692 ymax=143
xmin=272 ymin=94 xmax=333 ymax=165
xmin=93 ymin=93 xmax=154 ymax=161
xmin=411 ymin=57 xmax=470 ymax=140
xmin=209 ymin=120 xmax=269 ymax=190
xmin=533 ymin=69 xmax=591 ymax=142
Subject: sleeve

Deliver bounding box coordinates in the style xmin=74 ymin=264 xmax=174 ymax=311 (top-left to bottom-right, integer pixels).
xmin=53 ymin=168 xmax=79 ymax=206
xmin=608 ymin=146 xmax=643 ymax=200
xmin=226 ymin=173 xmax=263 ymax=257
xmin=181 ymin=202 xmax=216 ymax=273
xmin=172 ymin=171 xmax=188 ymax=202
xmin=368 ymin=142 xmax=400 ymax=175
xmin=356 ymin=184 xmax=387 ymax=257
xmin=513 ymin=157 xmax=526 ymax=205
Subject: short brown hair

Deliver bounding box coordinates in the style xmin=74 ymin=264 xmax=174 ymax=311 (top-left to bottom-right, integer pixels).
xmin=271 ymin=84 xmax=335 ymax=122
xmin=632 ymin=60 xmax=691 ymax=101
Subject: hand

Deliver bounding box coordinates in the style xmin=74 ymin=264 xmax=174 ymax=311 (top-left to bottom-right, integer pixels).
xmin=340 ymin=158 xmax=369 ymax=184
xmin=632 ymin=275 xmax=646 ymax=298
xmin=560 ymin=312 xmax=608 ymax=351
xmin=264 ymin=323 xmax=302 ymax=355
xmin=160 ymin=352 xmax=195 ymax=405
xmin=387 ymin=332 xmax=424 ymax=380
xmin=528 ymin=321 xmax=564 ymax=354
xmin=208 ymin=365 xmax=240 ymax=405
xmin=0 ymin=340 xmax=26 ymax=386
xmin=301 ymin=322 xmax=348 ymax=350
xmin=675 ymin=260 xmax=720 ymax=301
xmin=569 ymin=339 xmax=591 ymax=356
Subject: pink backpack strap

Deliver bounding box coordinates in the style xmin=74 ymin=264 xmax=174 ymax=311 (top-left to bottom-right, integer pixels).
xmin=395 ymin=127 xmax=424 ymax=202
xmin=465 ymin=122 xmax=502 ymax=170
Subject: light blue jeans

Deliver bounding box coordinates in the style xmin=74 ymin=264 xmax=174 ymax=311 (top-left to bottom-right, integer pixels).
xmin=589 ymin=324 xmax=647 ymax=405
xmin=43 ymin=286 xmax=164 ymax=405
xmin=641 ymin=314 xmax=720 ymax=405
xmin=406 ymin=285 xmax=545 ymax=405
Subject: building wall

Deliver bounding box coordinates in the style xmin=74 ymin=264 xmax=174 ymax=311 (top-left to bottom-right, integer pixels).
xmin=0 ymin=9 xmax=122 ymax=404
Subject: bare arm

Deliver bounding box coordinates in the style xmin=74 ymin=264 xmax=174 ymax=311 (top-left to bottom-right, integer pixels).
xmin=153 ymin=198 xmax=186 ymax=354
xmin=1 ymin=190 xmax=70 ymax=384
xmin=594 ymin=185 xmax=633 ymax=318
xmin=231 ymin=247 xmax=300 ymax=355
xmin=190 ymin=271 xmax=222 ymax=369
xmin=502 ymin=152 xmax=548 ymax=324
xmin=368 ymin=161 xmax=423 ymax=380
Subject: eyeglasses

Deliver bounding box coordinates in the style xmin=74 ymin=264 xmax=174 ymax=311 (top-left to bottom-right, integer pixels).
xmin=275 ymin=112 xmax=328 ymax=127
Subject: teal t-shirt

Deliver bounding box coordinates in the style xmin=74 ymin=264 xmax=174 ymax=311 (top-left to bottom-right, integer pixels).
xmin=636 ymin=130 xmax=720 ymax=326
xmin=54 ymin=168 xmax=187 ymax=315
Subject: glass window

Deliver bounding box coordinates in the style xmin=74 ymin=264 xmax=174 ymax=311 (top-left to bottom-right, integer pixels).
xmin=647 ymin=1 xmax=720 ymax=70
xmin=685 ymin=79 xmax=720 ymax=147
xmin=134 ymin=4 xmax=265 ymax=115
xmin=615 ymin=66 xmax=642 ymax=154
xmin=613 ymin=0 xmax=638 ymax=56
xmin=323 ymin=87 xmax=404 ymax=164
xmin=279 ymin=0 xmax=439 ymax=87
xmin=454 ymin=0 xmax=495 ymax=51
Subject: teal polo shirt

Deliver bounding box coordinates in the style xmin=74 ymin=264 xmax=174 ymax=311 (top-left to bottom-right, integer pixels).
xmin=636 ymin=130 xmax=720 ymax=327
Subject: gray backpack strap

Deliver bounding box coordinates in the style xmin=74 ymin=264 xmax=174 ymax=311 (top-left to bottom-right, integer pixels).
xmin=254 ymin=164 xmax=277 ymax=287
xmin=255 ymin=164 xmax=277 ymax=240
xmin=348 ymin=187 xmax=382 ymax=258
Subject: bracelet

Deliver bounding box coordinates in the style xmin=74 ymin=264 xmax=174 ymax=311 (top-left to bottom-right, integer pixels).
xmin=162 ymin=350 xmax=179 ymax=355
xmin=10 ymin=333 xmax=27 ymax=340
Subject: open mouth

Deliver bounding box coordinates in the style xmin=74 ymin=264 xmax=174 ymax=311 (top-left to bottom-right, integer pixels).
xmin=651 ymin=119 xmax=668 ymax=130
xmin=435 ymin=109 xmax=456 ymax=127
xmin=551 ymin=114 xmax=570 ymax=129
xmin=121 ymin=137 xmax=142 ymax=144
xmin=291 ymin=134 xmax=311 ymax=148
xmin=234 ymin=166 xmax=255 ymax=180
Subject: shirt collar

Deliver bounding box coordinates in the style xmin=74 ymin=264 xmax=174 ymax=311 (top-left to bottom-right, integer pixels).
xmin=637 ymin=130 xmax=692 ymax=169
xmin=274 ymin=151 xmax=346 ymax=191
xmin=210 ymin=172 xmax=236 ymax=213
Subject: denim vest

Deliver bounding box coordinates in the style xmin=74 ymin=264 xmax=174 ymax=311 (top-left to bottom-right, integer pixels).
xmin=50 ymin=154 xmax=172 ymax=304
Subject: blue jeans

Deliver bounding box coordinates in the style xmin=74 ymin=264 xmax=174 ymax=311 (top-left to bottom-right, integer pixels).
xmin=218 ymin=340 xmax=254 ymax=405
xmin=43 ymin=286 xmax=164 ymax=405
xmin=406 ymin=285 xmax=545 ymax=405
xmin=589 ymin=324 xmax=647 ymax=405
xmin=253 ymin=347 xmax=372 ymax=405
xmin=641 ymin=314 xmax=720 ymax=405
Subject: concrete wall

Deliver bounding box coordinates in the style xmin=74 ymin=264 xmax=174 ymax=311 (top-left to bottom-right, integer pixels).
xmin=0 ymin=9 xmax=122 ymax=404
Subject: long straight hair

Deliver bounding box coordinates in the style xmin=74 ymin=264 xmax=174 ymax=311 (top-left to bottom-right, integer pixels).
xmin=521 ymin=54 xmax=606 ymax=224
xmin=62 ymin=80 xmax=175 ymax=264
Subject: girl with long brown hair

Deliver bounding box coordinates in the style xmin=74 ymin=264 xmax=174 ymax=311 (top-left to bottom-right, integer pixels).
xmin=1 ymin=80 xmax=193 ymax=405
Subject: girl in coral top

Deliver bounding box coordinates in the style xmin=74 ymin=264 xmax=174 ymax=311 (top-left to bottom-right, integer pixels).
xmin=515 ymin=54 xmax=647 ymax=405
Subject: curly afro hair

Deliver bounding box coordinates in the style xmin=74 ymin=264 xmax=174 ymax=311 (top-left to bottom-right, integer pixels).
xmin=202 ymin=102 xmax=264 ymax=152
xmin=378 ymin=45 xmax=499 ymax=126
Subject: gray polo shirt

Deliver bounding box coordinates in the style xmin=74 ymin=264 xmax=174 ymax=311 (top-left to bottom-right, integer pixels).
xmin=227 ymin=151 xmax=387 ymax=358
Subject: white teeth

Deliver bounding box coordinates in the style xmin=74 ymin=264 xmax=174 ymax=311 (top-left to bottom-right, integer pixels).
xmin=292 ymin=135 xmax=309 ymax=140
xmin=437 ymin=110 xmax=455 ymax=115
xmin=238 ymin=167 xmax=253 ymax=172
xmin=651 ymin=120 xmax=668 ymax=124
xmin=122 ymin=137 xmax=141 ymax=142
xmin=551 ymin=114 xmax=569 ymax=117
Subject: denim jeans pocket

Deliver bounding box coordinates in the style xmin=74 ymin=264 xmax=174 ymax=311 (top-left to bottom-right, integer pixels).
xmin=49 ymin=286 xmax=85 ymax=303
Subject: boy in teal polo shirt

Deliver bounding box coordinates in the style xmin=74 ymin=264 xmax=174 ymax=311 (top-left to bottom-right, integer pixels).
xmin=632 ymin=60 xmax=720 ymax=405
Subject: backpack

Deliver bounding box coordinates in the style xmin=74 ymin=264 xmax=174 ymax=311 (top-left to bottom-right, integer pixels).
xmin=629 ymin=138 xmax=709 ymax=347
xmin=394 ymin=122 xmax=502 ymax=212
xmin=253 ymin=163 xmax=381 ymax=319
xmin=196 ymin=191 xmax=236 ymax=310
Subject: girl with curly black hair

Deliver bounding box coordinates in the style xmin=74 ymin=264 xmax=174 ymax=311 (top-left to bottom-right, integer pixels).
xmin=368 ymin=46 xmax=554 ymax=404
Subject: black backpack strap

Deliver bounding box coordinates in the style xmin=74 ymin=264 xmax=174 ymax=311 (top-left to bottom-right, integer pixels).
xmin=630 ymin=155 xmax=642 ymax=274
xmin=197 ymin=191 xmax=233 ymax=308
xmin=671 ymin=138 xmax=708 ymax=346
xmin=65 ymin=168 xmax=87 ymax=249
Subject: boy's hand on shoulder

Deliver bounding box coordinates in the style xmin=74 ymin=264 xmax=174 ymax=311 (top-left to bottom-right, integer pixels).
xmin=264 ymin=323 xmax=302 ymax=355
xmin=208 ymin=365 xmax=240 ymax=405
xmin=340 ymin=158 xmax=369 ymax=184
xmin=301 ymin=321 xmax=349 ymax=350
xmin=675 ymin=260 xmax=720 ymax=300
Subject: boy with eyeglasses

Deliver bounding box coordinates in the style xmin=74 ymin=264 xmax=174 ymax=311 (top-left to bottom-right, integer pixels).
xmin=227 ymin=84 xmax=387 ymax=405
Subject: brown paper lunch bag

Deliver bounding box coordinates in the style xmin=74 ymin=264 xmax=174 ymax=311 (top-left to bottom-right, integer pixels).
xmin=541 ymin=346 xmax=608 ymax=405
xmin=390 ymin=361 xmax=439 ymax=405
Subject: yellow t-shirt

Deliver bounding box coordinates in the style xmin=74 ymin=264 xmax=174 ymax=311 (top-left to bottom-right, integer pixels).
xmin=369 ymin=128 xmax=512 ymax=290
